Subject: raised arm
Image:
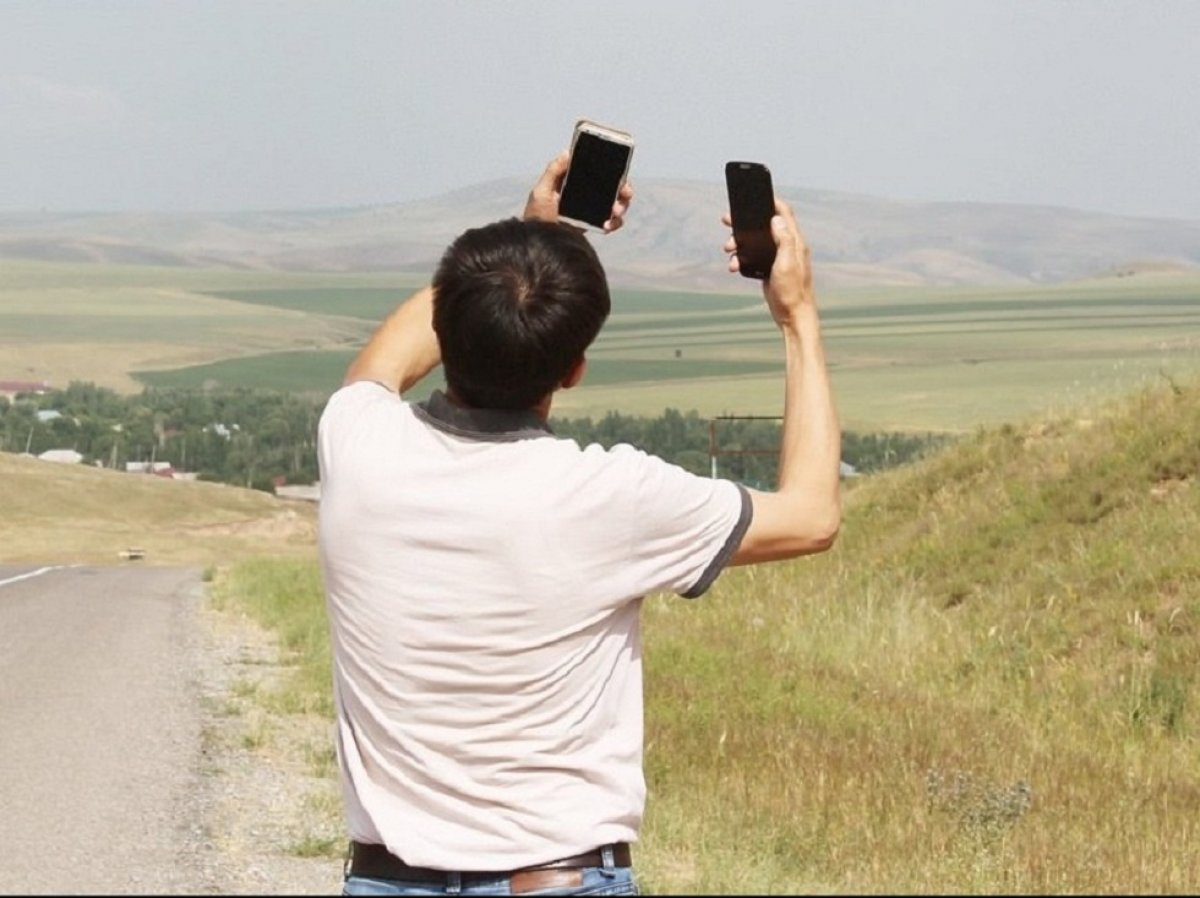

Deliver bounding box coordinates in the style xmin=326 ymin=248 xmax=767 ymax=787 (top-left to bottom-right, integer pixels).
xmin=342 ymin=284 xmax=439 ymax=392
xmin=728 ymin=200 xmax=842 ymax=564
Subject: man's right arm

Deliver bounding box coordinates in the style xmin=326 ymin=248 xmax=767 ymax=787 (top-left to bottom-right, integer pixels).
xmin=729 ymin=200 xmax=842 ymax=565
xmin=342 ymin=285 xmax=440 ymax=393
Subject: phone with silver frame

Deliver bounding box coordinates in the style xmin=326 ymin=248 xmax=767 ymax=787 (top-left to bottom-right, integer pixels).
xmin=558 ymin=119 xmax=635 ymax=231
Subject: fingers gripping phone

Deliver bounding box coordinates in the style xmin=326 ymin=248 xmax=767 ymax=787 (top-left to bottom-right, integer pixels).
xmin=558 ymin=120 xmax=635 ymax=230
xmin=725 ymin=161 xmax=777 ymax=280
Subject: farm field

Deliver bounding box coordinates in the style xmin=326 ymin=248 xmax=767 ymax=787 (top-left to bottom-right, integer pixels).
xmin=0 ymin=260 xmax=421 ymax=392
xmin=3 ymin=258 xmax=1198 ymax=433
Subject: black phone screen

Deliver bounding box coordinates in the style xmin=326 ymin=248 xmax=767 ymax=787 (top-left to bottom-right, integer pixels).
xmin=560 ymin=132 xmax=631 ymax=228
xmin=726 ymin=162 xmax=777 ymax=279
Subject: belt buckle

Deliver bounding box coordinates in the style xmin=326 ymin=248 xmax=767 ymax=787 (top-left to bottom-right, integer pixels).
xmin=510 ymin=868 xmax=585 ymax=895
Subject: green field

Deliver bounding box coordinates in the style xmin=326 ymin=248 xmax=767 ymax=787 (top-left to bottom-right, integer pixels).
xmin=148 ymin=273 xmax=1200 ymax=433
xmin=3 ymin=258 xmax=1199 ymax=433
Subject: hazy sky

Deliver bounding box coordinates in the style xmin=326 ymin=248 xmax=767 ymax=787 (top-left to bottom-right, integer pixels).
xmin=2 ymin=0 xmax=1198 ymax=219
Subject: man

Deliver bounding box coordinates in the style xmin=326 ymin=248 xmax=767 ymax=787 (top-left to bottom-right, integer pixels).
xmin=317 ymin=151 xmax=841 ymax=897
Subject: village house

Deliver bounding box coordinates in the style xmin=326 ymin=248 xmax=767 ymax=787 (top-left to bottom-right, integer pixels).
xmin=0 ymin=380 xmax=50 ymax=398
xmin=37 ymin=449 xmax=84 ymax=465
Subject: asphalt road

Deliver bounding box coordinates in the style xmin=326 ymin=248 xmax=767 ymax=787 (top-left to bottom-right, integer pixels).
xmin=0 ymin=563 xmax=213 ymax=894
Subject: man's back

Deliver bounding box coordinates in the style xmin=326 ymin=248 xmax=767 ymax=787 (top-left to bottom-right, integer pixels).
xmin=318 ymin=382 xmax=749 ymax=870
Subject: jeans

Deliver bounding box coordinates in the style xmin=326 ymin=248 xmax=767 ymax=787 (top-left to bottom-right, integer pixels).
xmin=343 ymin=866 xmax=639 ymax=896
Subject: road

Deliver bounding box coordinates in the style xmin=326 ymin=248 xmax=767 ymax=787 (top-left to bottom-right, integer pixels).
xmin=0 ymin=564 xmax=214 ymax=892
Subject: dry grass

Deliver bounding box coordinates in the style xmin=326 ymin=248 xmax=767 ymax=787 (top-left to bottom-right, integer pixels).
xmin=0 ymin=341 xmax=228 ymax=394
xmin=0 ymin=451 xmax=316 ymax=566
xmin=634 ymin=377 xmax=1200 ymax=893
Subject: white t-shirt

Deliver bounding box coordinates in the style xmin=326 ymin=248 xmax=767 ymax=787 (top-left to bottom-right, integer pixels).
xmin=317 ymin=382 xmax=751 ymax=870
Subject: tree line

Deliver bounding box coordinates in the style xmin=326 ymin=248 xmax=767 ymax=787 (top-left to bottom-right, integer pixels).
xmin=552 ymin=408 xmax=949 ymax=487
xmin=1 ymin=382 xmax=950 ymax=492
xmin=1 ymin=381 xmax=321 ymax=492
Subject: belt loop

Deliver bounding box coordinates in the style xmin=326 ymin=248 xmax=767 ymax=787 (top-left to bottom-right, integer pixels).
xmin=446 ymin=871 xmax=462 ymax=895
xmin=342 ymin=841 xmax=353 ymax=880
xmin=601 ymin=844 xmax=615 ymax=870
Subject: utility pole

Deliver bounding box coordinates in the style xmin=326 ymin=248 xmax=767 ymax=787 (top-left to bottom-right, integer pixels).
xmin=708 ymin=419 xmax=718 ymax=478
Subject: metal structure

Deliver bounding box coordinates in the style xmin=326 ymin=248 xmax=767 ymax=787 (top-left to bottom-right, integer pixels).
xmin=707 ymin=414 xmax=783 ymax=479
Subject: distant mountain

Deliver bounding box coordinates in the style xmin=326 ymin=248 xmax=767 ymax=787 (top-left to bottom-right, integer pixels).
xmin=2 ymin=179 xmax=1198 ymax=290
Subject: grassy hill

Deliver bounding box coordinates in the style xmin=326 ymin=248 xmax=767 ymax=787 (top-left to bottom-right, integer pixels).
xmin=6 ymin=375 xmax=1198 ymax=892
xmin=191 ymin=376 xmax=1200 ymax=893
xmin=631 ymin=375 xmax=1199 ymax=892
xmin=0 ymin=451 xmax=315 ymax=566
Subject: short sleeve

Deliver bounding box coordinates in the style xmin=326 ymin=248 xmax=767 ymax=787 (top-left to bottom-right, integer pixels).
xmin=613 ymin=445 xmax=752 ymax=599
xmin=317 ymin=381 xmax=397 ymax=476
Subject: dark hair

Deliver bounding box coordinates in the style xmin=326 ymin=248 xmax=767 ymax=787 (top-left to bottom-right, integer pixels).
xmin=432 ymin=217 xmax=611 ymax=410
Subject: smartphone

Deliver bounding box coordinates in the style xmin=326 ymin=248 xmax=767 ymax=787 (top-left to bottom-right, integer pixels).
xmin=725 ymin=161 xmax=777 ymax=279
xmin=558 ymin=120 xmax=635 ymax=230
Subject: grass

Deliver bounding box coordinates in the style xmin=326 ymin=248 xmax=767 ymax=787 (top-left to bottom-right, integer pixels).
xmin=208 ymin=557 xmax=332 ymax=719
xmin=203 ymin=375 xmax=1200 ymax=893
xmin=132 ymin=349 xmax=782 ymax=395
xmin=134 ymin=348 xmax=361 ymax=394
xmin=200 ymin=286 xmax=435 ymax=320
xmin=203 ymin=285 xmax=756 ymax=321
xmin=0 ymin=451 xmax=317 ymax=566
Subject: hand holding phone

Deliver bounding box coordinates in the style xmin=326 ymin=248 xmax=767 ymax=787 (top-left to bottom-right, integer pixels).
xmin=558 ymin=120 xmax=635 ymax=231
xmin=725 ymin=161 xmax=777 ymax=279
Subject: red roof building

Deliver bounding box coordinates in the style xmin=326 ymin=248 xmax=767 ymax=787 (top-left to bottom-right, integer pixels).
xmin=0 ymin=380 xmax=51 ymax=396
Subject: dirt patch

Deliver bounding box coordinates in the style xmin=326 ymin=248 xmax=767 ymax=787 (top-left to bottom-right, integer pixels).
xmin=186 ymin=505 xmax=317 ymax=542
xmin=195 ymin=599 xmax=345 ymax=894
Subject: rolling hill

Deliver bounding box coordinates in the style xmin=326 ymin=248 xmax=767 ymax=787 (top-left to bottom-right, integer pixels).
xmin=2 ymin=178 xmax=1198 ymax=290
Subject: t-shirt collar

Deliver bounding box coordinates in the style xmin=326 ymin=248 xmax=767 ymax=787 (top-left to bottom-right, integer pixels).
xmin=414 ymin=389 xmax=554 ymax=442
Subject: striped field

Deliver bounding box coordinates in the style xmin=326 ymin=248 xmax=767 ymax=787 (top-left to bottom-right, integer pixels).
xmin=2 ymin=258 xmax=1198 ymax=433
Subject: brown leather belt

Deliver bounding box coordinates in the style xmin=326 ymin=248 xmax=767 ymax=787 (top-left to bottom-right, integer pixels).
xmin=348 ymin=840 xmax=632 ymax=889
